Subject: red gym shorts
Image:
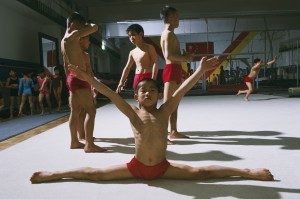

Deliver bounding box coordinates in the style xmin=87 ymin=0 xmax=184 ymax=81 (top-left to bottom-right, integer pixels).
xmin=127 ymin=156 xmax=170 ymax=180
xmin=244 ymin=76 xmax=252 ymax=83
xmin=133 ymin=73 xmax=152 ymax=90
xmin=163 ymin=64 xmax=182 ymax=84
xmin=66 ymin=73 xmax=91 ymax=93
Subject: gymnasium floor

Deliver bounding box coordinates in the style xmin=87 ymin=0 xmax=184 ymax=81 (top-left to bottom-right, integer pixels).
xmin=0 ymin=94 xmax=300 ymax=199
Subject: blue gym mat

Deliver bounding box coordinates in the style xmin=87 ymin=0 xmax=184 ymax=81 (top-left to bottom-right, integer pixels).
xmin=0 ymin=111 xmax=70 ymax=141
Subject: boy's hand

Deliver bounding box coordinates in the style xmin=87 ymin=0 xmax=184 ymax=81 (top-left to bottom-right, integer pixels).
xmin=274 ymin=54 xmax=281 ymax=61
xmin=116 ymin=84 xmax=123 ymax=93
xmin=199 ymin=56 xmax=219 ymax=72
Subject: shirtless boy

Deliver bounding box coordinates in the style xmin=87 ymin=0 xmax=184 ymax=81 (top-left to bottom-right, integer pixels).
xmin=116 ymin=24 xmax=158 ymax=92
xmin=237 ymin=55 xmax=279 ymax=101
xmin=30 ymin=56 xmax=274 ymax=183
xmin=61 ymin=12 xmax=105 ymax=152
xmin=160 ymin=5 xmax=193 ymax=139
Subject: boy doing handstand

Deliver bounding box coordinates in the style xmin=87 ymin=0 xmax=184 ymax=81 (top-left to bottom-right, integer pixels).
xmin=31 ymin=56 xmax=273 ymax=183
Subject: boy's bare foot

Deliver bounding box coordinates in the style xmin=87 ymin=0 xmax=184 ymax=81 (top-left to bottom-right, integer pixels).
xmin=18 ymin=113 xmax=25 ymax=117
xmin=169 ymin=131 xmax=189 ymax=139
xmin=70 ymin=141 xmax=85 ymax=149
xmin=30 ymin=171 xmax=56 ymax=183
xmin=236 ymin=90 xmax=241 ymax=96
xmin=245 ymin=168 xmax=274 ymax=181
xmin=84 ymin=144 xmax=107 ymax=153
xmin=244 ymin=97 xmax=249 ymax=102
xmin=167 ymin=139 xmax=175 ymax=145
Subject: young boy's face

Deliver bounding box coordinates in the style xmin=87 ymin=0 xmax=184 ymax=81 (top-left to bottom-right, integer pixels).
xmin=128 ymin=31 xmax=142 ymax=45
xmin=134 ymin=81 xmax=161 ymax=107
xmin=9 ymin=70 xmax=16 ymax=76
xmin=167 ymin=12 xmax=179 ymax=28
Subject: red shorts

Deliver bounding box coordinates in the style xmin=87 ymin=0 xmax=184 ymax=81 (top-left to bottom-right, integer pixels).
xmin=127 ymin=156 xmax=170 ymax=180
xmin=133 ymin=73 xmax=152 ymax=90
xmin=244 ymin=76 xmax=252 ymax=83
xmin=66 ymin=73 xmax=91 ymax=93
xmin=163 ymin=64 xmax=182 ymax=84
xmin=39 ymin=89 xmax=50 ymax=96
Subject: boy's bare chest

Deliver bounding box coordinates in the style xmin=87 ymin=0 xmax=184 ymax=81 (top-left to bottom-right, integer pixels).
xmin=132 ymin=49 xmax=150 ymax=63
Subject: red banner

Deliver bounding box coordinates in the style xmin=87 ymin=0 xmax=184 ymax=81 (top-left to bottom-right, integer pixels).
xmin=47 ymin=50 xmax=57 ymax=67
xmin=186 ymin=42 xmax=214 ymax=61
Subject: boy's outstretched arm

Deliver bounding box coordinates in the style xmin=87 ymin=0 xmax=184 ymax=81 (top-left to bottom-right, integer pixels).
xmin=68 ymin=65 xmax=137 ymax=120
xmin=162 ymin=57 xmax=219 ymax=114
xmin=266 ymin=54 xmax=280 ymax=65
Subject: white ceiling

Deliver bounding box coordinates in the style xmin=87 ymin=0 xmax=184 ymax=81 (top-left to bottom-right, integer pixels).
xmin=73 ymin=0 xmax=300 ymax=23
xmin=72 ymin=0 xmax=300 ymax=37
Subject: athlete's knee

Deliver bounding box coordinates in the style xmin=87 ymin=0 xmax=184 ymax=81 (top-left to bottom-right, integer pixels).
xmin=195 ymin=167 xmax=214 ymax=180
xmin=83 ymin=167 xmax=104 ymax=181
xmin=85 ymin=106 xmax=96 ymax=116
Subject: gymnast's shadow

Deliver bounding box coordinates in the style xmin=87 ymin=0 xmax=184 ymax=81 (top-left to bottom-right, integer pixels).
xmin=179 ymin=130 xmax=300 ymax=150
xmin=146 ymin=180 xmax=300 ymax=199
xmin=250 ymin=97 xmax=284 ymax=101
xmin=53 ymin=178 xmax=300 ymax=199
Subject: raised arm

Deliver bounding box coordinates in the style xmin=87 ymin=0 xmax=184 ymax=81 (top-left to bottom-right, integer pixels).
xmin=116 ymin=51 xmax=135 ymax=93
xmin=72 ymin=23 xmax=98 ymax=39
xmin=161 ymin=57 xmax=218 ymax=115
xmin=68 ymin=64 xmax=137 ymax=121
xmin=254 ymin=55 xmax=280 ymax=69
xmin=266 ymin=54 xmax=280 ymax=66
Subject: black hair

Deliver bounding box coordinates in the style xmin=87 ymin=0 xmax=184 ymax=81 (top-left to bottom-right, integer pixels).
xmin=126 ymin=24 xmax=144 ymax=36
xmin=40 ymin=68 xmax=45 ymax=74
xmin=54 ymin=66 xmax=60 ymax=72
xmin=67 ymin=12 xmax=86 ymax=27
xmin=160 ymin=5 xmax=177 ymax=23
xmin=134 ymin=78 xmax=161 ymax=94
xmin=21 ymin=70 xmax=31 ymax=76
xmin=9 ymin=68 xmax=16 ymax=73
xmin=254 ymin=58 xmax=261 ymax=64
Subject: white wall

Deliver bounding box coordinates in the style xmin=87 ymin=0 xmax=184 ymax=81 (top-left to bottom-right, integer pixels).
xmin=0 ymin=1 xmax=63 ymax=65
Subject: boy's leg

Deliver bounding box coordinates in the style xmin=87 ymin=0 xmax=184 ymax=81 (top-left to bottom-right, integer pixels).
xmin=53 ymin=89 xmax=62 ymax=111
xmin=75 ymin=89 xmax=106 ymax=152
xmin=163 ymin=81 xmax=188 ymax=139
xmin=45 ymin=94 xmax=52 ymax=113
xmin=77 ymin=106 xmax=86 ymax=140
xmin=38 ymin=93 xmax=45 ymax=115
xmin=53 ymin=89 xmax=58 ymax=110
xmin=28 ymin=95 xmax=34 ymax=115
xmin=57 ymin=88 xmax=62 ymax=111
xmin=162 ymin=162 xmax=273 ymax=181
xmin=30 ymin=164 xmax=133 ymax=183
xmin=69 ymin=92 xmax=85 ymax=149
xmin=9 ymin=96 xmax=14 ymax=118
xmin=18 ymin=95 xmax=26 ymax=116
xmin=244 ymin=82 xmax=253 ymax=101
